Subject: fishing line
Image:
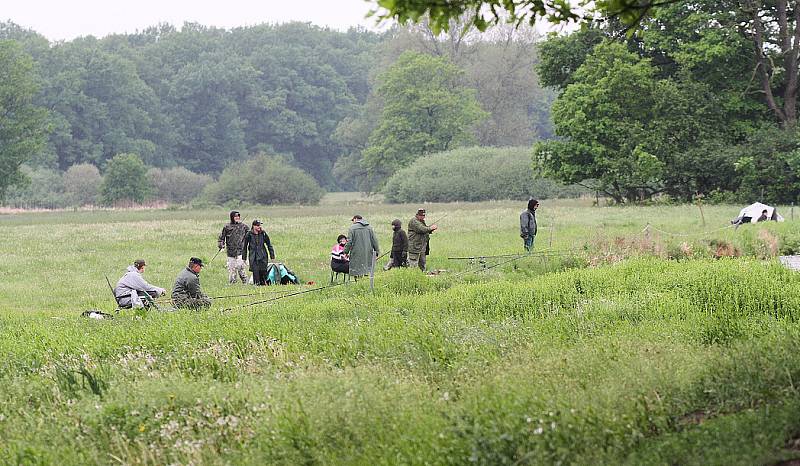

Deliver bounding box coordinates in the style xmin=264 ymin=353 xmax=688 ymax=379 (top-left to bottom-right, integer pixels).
xmin=220 ymin=281 xmax=348 ymax=312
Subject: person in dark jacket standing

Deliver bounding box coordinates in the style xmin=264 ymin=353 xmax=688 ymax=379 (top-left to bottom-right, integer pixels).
xmin=520 ymin=198 xmax=539 ymax=252
xmin=218 ymin=210 xmax=249 ymax=284
xmin=344 ymin=215 xmax=380 ymax=278
xmin=384 ymin=218 xmax=408 ymax=270
xmin=242 ymin=219 xmax=275 ymax=286
xmin=172 ymin=257 xmax=212 ymax=309
xmin=407 ymin=209 xmax=438 ymax=271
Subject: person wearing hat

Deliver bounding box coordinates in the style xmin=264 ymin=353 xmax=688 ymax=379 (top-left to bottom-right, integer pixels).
xmin=218 ymin=210 xmax=249 ymax=284
xmin=171 ymin=257 xmax=212 ymax=309
xmin=407 ymin=209 xmax=438 ymax=271
xmin=242 ymin=219 xmax=275 ymax=286
xmin=343 ymin=215 xmax=380 ymax=278
xmin=113 ymin=259 xmax=166 ymax=309
xmin=384 ymin=218 xmax=408 ymax=270
xmin=520 ymin=198 xmax=539 ymax=252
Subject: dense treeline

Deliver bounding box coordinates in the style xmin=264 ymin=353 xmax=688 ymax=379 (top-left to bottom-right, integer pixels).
xmin=533 ymin=1 xmax=800 ymax=204
xmin=0 ymin=19 xmax=556 ymax=206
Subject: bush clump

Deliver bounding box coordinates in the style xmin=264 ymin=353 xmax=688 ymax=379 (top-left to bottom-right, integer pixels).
xmin=382 ymin=146 xmax=587 ymax=203
xmin=201 ymin=154 xmax=325 ymax=205
xmin=148 ymin=167 xmax=212 ymax=205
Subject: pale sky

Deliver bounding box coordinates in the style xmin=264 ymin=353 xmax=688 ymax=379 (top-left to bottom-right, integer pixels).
xmin=3 ymin=0 xmax=388 ymax=42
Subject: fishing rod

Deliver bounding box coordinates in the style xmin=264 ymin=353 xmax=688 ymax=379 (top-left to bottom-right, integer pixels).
xmin=451 ymin=251 xmax=537 ymax=278
xmin=448 ymin=248 xmax=581 ymax=261
xmin=221 ymin=281 xmax=347 ymax=312
xmin=210 ymin=289 xmax=297 ymax=300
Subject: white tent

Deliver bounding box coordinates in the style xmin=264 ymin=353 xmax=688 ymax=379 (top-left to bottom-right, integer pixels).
xmin=734 ymin=202 xmax=784 ymax=224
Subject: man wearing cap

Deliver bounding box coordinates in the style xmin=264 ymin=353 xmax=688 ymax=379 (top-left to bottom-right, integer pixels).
xmin=384 ymin=218 xmax=408 ymax=270
xmin=218 ymin=210 xmax=249 ymax=284
xmin=172 ymin=257 xmax=212 ymax=309
xmin=344 ymin=215 xmax=380 ymax=278
xmin=407 ymin=209 xmax=438 ymax=271
xmin=114 ymin=259 xmax=166 ymax=309
xmin=242 ymin=219 xmax=275 ymax=286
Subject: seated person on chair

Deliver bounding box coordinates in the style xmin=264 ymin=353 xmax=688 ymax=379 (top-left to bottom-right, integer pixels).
xmin=172 ymin=257 xmax=212 ymax=309
xmin=114 ymin=259 xmax=166 ymax=308
xmin=331 ymin=234 xmax=350 ymax=274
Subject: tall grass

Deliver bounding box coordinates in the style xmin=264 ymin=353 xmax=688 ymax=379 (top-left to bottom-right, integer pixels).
xmin=1 ymin=201 xmax=799 ymax=464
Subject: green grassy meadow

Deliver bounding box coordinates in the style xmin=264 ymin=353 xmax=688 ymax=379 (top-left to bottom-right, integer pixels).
xmin=2 ymin=198 xmax=800 ymax=464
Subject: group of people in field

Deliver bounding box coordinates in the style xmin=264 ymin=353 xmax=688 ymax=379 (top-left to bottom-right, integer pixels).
xmin=112 ymin=199 xmax=539 ymax=312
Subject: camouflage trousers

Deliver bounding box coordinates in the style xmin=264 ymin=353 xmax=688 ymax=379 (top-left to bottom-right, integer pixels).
xmin=227 ymin=255 xmax=248 ymax=284
xmin=407 ymin=252 xmax=427 ymax=271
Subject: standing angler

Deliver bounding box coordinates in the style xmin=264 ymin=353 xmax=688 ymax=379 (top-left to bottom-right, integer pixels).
xmin=344 ymin=214 xmax=380 ymax=279
xmin=218 ymin=210 xmax=249 ymax=284
xmin=384 ymin=218 xmax=408 ymax=270
xmin=520 ymin=198 xmax=539 ymax=252
xmin=242 ymin=219 xmax=275 ymax=286
xmin=407 ymin=208 xmax=438 ymax=271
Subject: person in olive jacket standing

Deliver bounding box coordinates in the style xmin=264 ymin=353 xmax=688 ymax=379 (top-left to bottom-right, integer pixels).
xmin=218 ymin=210 xmax=249 ymax=284
xmin=242 ymin=219 xmax=275 ymax=286
xmin=407 ymin=208 xmax=438 ymax=271
xmin=384 ymin=218 xmax=408 ymax=270
xmin=172 ymin=257 xmax=212 ymax=309
xmin=344 ymin=215 xmax=380 ymax=278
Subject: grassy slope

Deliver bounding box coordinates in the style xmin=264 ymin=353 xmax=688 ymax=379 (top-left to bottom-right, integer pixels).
xmin=1 ymin=200 xmax=800 ymax=464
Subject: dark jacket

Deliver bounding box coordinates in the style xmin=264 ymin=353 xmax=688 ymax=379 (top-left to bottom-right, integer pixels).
xmin=392 ymin=228 xmax=408 ymax=254
xmin=520 ymin=209 xmax=537 ymax=238
xmin=343 ymin=219 xmax=380 ymax=276
xmin=172 ymin=267 xmax=211 ymax=308
xmin=242 ymin=230 xmax=275 ymax=271
xmin=218 ymin=222 xmax=249 ymax=257
xmin=408 ymin=217 xmax=434 ymax=255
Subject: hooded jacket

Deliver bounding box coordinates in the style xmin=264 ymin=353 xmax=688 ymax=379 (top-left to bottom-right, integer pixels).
xmin=343 ymin=219 xmax=380 ymax=276
xmin=114 ymin=265 xmax=165 ymax=306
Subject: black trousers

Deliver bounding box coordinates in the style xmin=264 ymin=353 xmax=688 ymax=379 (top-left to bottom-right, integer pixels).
xmin=252 ymin=261 xmax=269 ymax=286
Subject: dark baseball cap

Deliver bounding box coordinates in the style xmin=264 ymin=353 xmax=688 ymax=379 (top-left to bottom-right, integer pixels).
xmin=189 ymin=257 xmax=204 ymax=267
xmin=417 ymin=208 xmax=426 ymax=215
xmin=252 ymin=219 xmax=263 ymax=226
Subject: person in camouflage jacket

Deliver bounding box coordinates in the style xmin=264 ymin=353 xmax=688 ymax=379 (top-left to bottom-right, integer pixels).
xmin=218 ymin=210 xmax=249 ymax=284
xmin=407 ymin=209 xmax=438 ymax=271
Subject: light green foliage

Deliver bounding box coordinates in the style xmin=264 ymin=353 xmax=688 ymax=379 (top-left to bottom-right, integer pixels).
xmin=100 ymin=153 xmax=152 ymax=206
xmin=2 ymin=201 xmax=800 ymax=462
xmin=148 ymin=166 xmax=212 ymax=205
xmin=361 ymin=51 xmax=488 ymax=190
xmin=63 ymin=163 xmax=101 ymax=206
xmin=200 ymin=154 xmax=325 ymax=206
xmin=383 ymin=146 xmax=586 ymax=202
xmin=3 ymin=165 xmax=66 ymax=208
xmin=0 ymin=40 xmax=48 ymax=201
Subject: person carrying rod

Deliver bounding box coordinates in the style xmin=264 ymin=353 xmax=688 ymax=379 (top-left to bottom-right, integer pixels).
xmin=218 ymin=210 xmax=249 ymax=284
xmin=407 ymin=208 xmax=438 ymax=271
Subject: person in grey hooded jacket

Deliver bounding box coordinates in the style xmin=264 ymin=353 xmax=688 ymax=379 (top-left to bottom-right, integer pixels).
xmin=114 ymin=259 xmax=166 ymax=308
xmin=520 ymin=198 xmax=538 ymax=252
xmin=343 ymin=215 xmax=380 ymax=277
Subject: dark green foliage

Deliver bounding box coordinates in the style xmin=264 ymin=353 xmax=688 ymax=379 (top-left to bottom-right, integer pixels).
xmin=383 ymin=146 xmax=586 ymax=203
xmin=200 ymin=154 xmax=325 ymax=206
xmin=100 ymin=153 xmax=152 ymax=206
xmin=0 ymin=40 xmax=48 ymax=201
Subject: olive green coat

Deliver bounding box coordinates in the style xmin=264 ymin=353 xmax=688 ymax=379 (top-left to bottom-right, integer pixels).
xmin=407 ymin=217 xmax=434 ymax=255
xmin=343 ymin=220 xmax=380 ymax=276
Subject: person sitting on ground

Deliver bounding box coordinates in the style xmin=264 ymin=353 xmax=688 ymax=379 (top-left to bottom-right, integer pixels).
xmin=757 ymin=209 xmax=769 ymax=222
xmin=384 ymin=219 xmax=408 ymax=270
xmin=171 ymin=257 xmax=212 ymax=309
xmin=114 ymin=259 xmax=166 ymax=309
xmin=330 ymin=234 xmax=350 ymax=274
xmin=242 ymin=219 xmax=275 ymax=286
xmin=344 ymin=215 xmax=380 ymax=278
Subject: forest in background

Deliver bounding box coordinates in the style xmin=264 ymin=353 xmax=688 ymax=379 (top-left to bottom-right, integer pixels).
xmin=0 ymin=19 xmax=555 ymax=207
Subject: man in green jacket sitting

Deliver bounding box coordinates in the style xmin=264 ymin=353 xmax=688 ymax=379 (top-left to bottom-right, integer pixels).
xmin=171 ymin=257 xmax=212 ymax=310
xmin=407 ymin=209 xmax=438 ymax=271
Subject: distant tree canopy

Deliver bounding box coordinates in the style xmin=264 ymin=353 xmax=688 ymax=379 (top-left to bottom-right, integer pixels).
xmin=360 ymin=51 xmax=487 ymax=191
xmin=0 ymin=40 xmax=48 ymax=201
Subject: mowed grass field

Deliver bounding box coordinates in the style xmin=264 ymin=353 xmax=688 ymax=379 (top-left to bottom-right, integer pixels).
xmin=2 ymin=197 xmax=800 ymax=465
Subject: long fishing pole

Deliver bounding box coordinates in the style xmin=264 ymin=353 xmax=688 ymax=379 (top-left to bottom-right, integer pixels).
xmin=221 ymin=281 xmax=347 ymax=312
xmin=210 ymin=289 xmax=297 ymax=299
